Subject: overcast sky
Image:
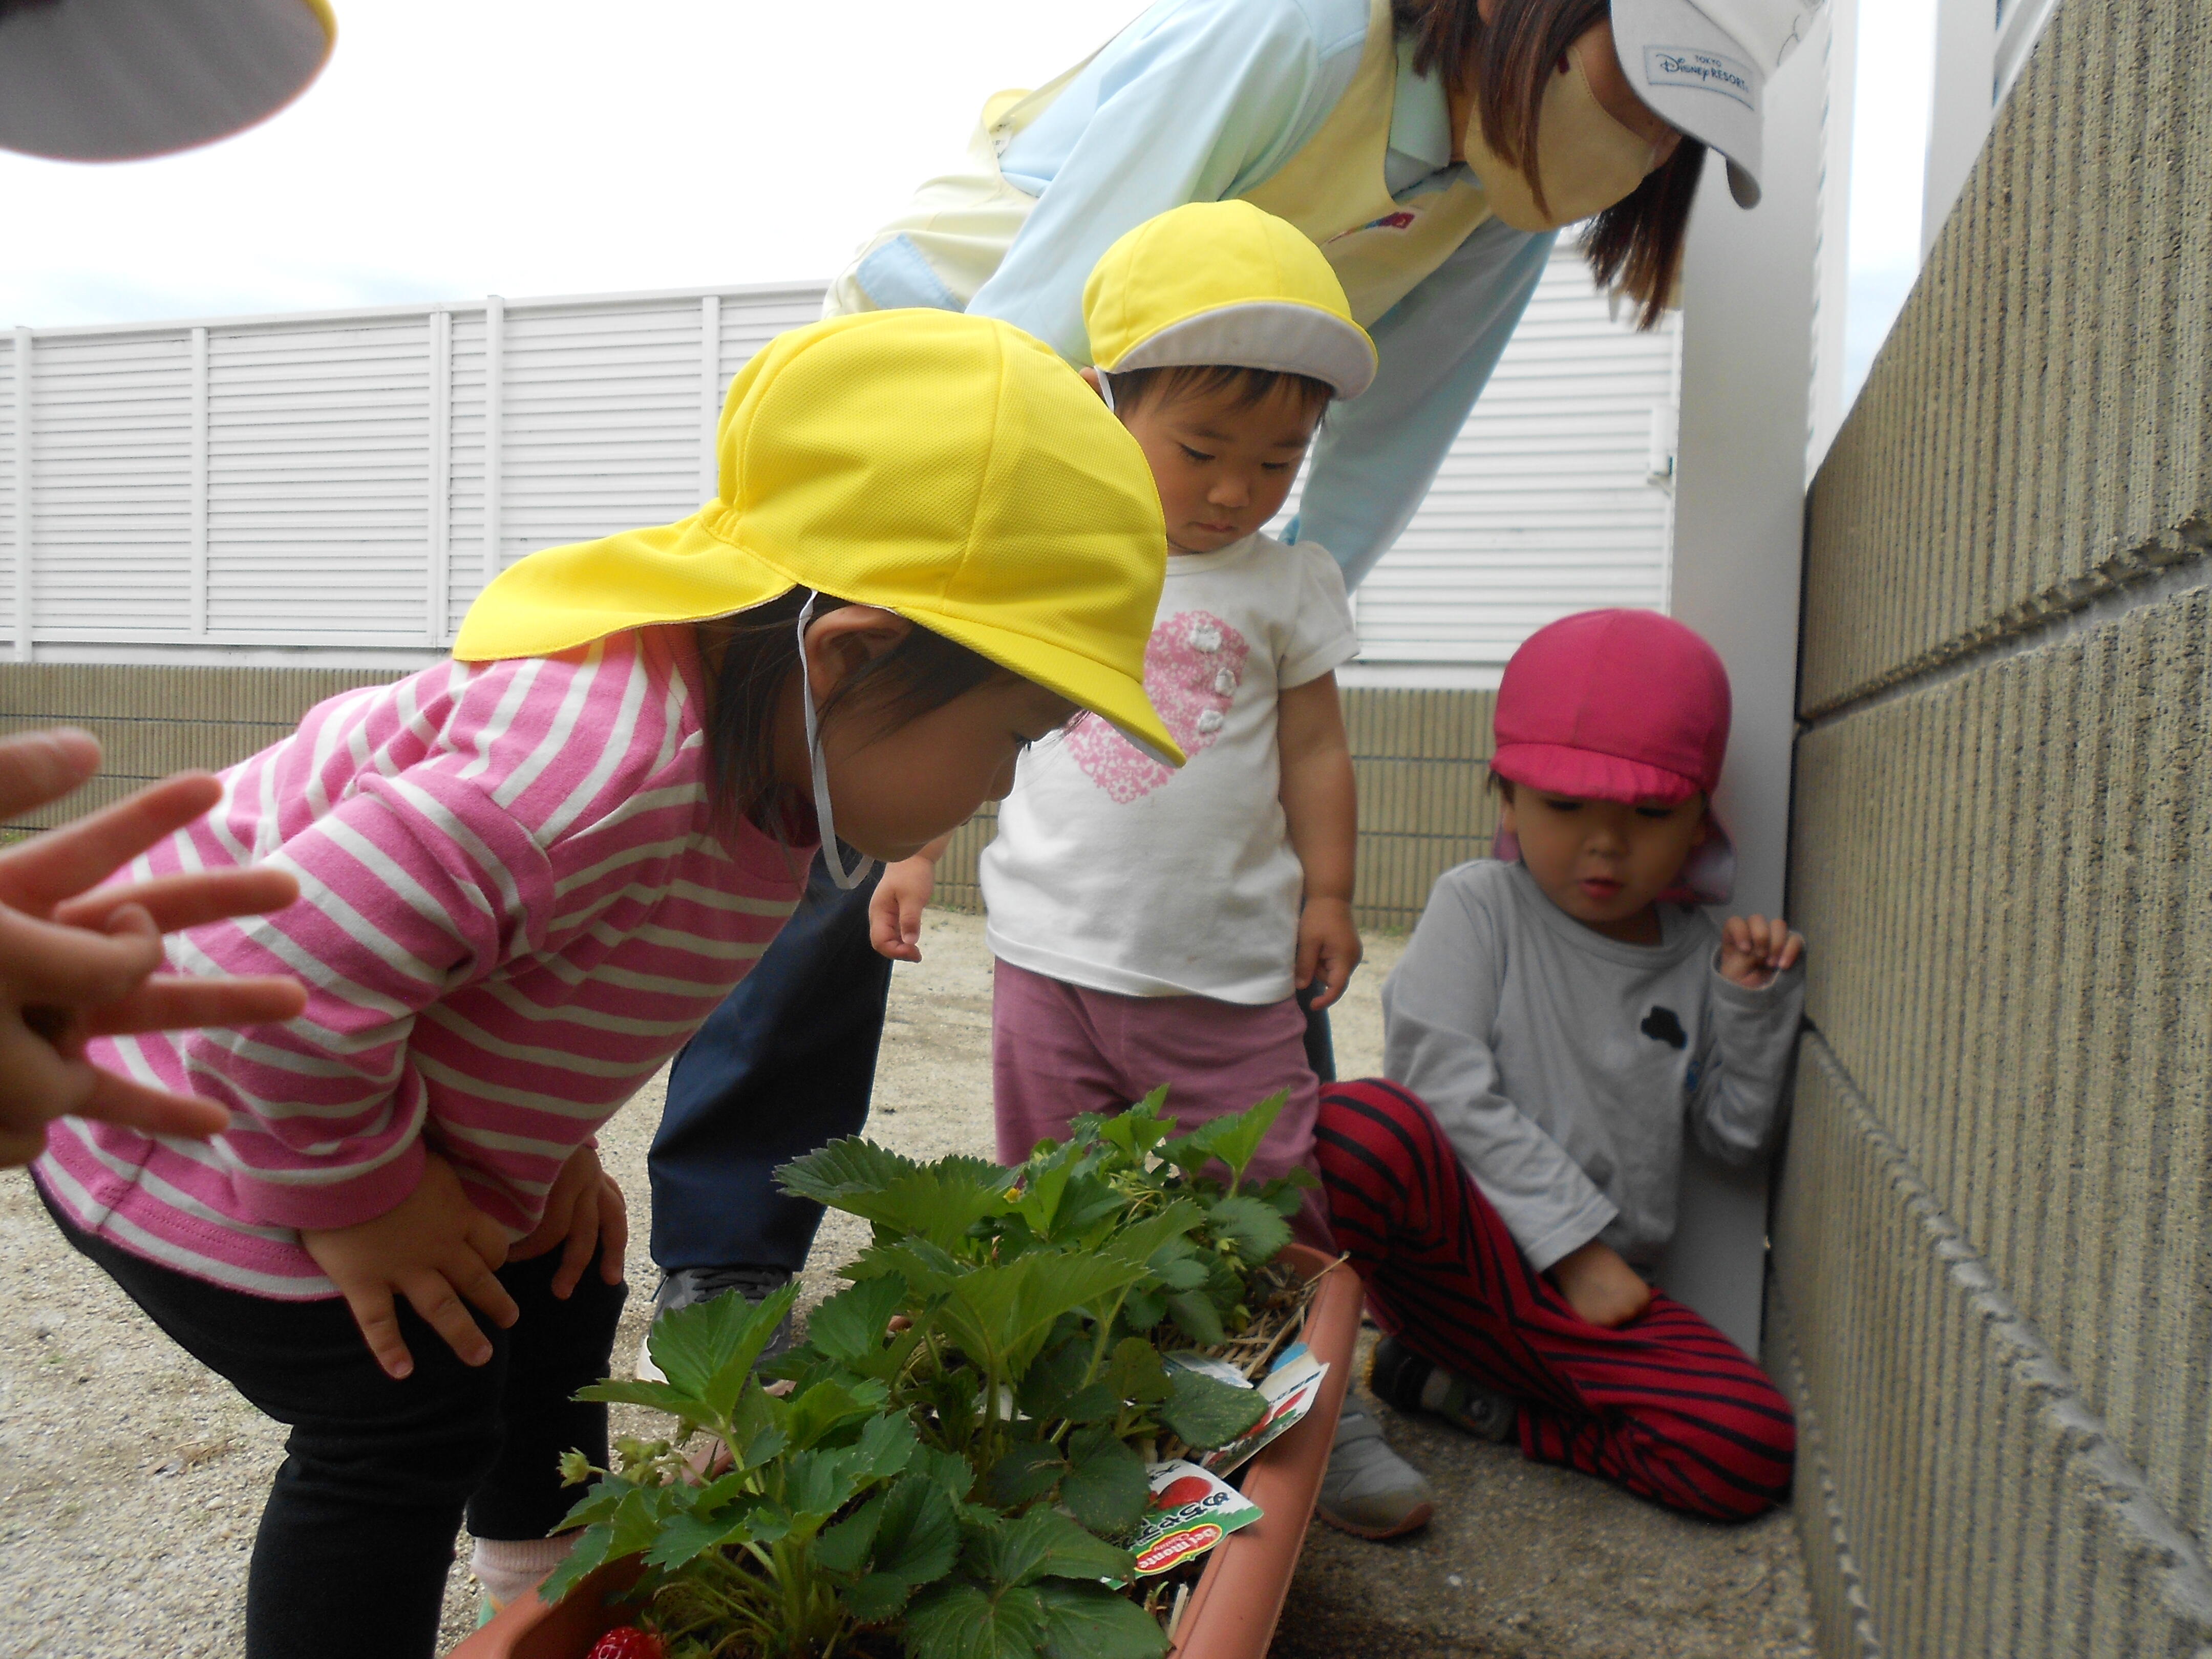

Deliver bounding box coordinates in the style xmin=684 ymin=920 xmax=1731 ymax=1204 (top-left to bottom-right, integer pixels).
xmin=2 ymin=0 xmax=1933 ymax=407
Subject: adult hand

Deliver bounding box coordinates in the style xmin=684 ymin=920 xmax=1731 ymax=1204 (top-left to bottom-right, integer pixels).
xmin=1718 ymin=914 xmax=1805 ymax=989
xmin=301 ymin=1151 xmax=519 ymax=1379
xmin=1547 ymin=1238 xmax=1652 ymax=1329
xmin=0 ymin=731 xmax=306 ymax=1167
xmin=1294 ymin=896 xmax=1362 ymax=1012
xmin=511 ymin=1143 xmax=628 ymax=1299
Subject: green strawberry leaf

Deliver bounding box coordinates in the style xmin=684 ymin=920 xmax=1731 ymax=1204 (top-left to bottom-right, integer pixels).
xmin=803 ymin=1273 xmax=909 ymax=1366
xmin=869 ymin=1473 xmax=961 ymax=1585
xmin=845 ymin=1571 xmax=915 ymax=1625
xmin=1017 ymin=1340 xmax=1117 ymax=1425
xmin=1059 ymin=1424 xmax=1149 ymax=1534
xmin=1036 ymin=1581 xmax=1170 ymax=1659
xmin=1103 ymin=1337 xmax=1173 ymax=1405
xmin=572 ymin=1377 xmax=699 ymax=1418
xmin=914 ymin=1445 xmax=978 ymax=1503
xmin=905 ymin=1581 xmax=1047 ymax=1659
xmin=1160 ymin=1366 xmax=1266 ymax=1449
xmin=536 ymin=1520 xmax=615 ymax=1606
xmin=1164 ymin=1288 xmax=1226 ymax=1348
xmin=643 ymin=1507 xmax=757 ymax=1571
xmin=1207 ymin=1193 xmax=1292 ymax=1264
xmin=986 ymin=1438 xmax=1067 ymax=1508
xmin=644 ymin=1280 xmax=800 ymax=1421
xmin=775 ymin=1137 xmax=921 ymax=1206
xmin=814 ymin=1492 xmax=886 ymax=1573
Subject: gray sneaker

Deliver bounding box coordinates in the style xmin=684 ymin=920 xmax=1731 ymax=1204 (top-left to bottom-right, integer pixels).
xmin=1316 ymin=1400 xmax=1436 ymax=1539
xmin=1369 ymin=1334 xmax=1518 ymax=1443
xmin=634 ymin=1265 xmax=795 ymax=1384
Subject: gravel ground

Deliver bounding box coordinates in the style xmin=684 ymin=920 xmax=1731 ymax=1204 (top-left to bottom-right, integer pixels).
xmin=0 ymin=910 xmax=1814 ymax=1657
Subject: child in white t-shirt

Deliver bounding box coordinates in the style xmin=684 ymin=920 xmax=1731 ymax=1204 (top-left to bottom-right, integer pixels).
xmin=877 ymin=201 xmax=1440 ymax=1539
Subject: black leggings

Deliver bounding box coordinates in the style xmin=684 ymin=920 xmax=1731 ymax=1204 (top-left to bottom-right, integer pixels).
xmin=38 ymin=1178 xmax=627 ymax=1659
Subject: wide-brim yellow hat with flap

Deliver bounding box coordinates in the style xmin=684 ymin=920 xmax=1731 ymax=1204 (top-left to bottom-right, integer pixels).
xmin=1083 ymin=200 xmax=1377 ymax=399
xmin=454 ymin=308 xmax=1182 ymax=765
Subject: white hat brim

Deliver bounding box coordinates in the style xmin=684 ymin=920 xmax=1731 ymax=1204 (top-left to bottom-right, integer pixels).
xmin=1608 ymin=0 xmax=1770 ymax=206
xmin=1106 ymin=302 xmax=1378 ymax=400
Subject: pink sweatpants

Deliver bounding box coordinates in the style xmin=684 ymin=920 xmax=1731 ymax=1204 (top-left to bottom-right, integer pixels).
xmin=990 ymin=958 xmax=1333 ymax=1249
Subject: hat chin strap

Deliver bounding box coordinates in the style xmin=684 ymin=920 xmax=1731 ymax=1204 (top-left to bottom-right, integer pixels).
xmin=796 ymin=591 xmax=879 ymax=891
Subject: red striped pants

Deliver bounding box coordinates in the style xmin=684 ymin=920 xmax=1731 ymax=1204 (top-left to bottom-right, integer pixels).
xmin=1314 ymin=1079 xmax=1796 ymax=1521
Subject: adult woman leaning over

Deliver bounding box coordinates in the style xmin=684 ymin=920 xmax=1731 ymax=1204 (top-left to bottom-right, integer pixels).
xmin=644 ymin=0 xmax=1823 ymax=1543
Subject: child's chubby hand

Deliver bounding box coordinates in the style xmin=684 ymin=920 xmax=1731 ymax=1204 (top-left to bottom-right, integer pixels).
xmin=1547 ymin=1238 xmax=1652 ymax=1329
xmin=868 ymin=842 xmax=945 ymax=964
xmin=511 ymin=1142 xmax=628 ymax=1300
xmin=1295 ymin=896 xmax=1363 ymax=1011
xmin=1718 ymin=914 xmax=1805 ymax=989
xmin=302 ymin=1151 xmax=519 ymax=1380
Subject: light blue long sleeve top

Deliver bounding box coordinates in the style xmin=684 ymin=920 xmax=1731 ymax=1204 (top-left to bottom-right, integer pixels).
xmin=971 ymin=0 xmax=1557 ymax=589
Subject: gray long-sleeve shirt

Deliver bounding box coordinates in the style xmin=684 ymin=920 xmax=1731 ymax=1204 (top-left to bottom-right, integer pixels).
xmin=1381 ymin=860 xmax=1805 ymax=1272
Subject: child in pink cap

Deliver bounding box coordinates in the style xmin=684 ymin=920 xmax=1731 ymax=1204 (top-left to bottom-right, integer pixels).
xmin=1312 ymin=609 xmax=1806 ymax=1523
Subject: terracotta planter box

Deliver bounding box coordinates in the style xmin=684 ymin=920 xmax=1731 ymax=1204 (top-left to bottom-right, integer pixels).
xmin=451 ymin=1244 xmax=1362 ymax=1659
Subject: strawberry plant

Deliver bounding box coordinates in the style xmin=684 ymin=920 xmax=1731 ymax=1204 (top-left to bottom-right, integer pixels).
xmin=545 ymin=1093 xmax=1313 ymax=1659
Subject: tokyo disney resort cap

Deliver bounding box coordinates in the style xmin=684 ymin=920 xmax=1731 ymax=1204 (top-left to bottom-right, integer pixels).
xmin=454 ymin=308 xmax=1184 ymax=768
xmin=0 ymin=0 xmax=336 ymax=161
xmin=1083 ymin=201 xmax=1378 ymax=400
xmin=1607 ymin=0 xmax=1825 ymax=207
xmin=1490 ymin=608 xmax=1737 ymax=904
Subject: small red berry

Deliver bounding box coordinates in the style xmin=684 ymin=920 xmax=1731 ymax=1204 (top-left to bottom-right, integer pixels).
xmin=586 ymin=1627 xmax=664 ymax=1659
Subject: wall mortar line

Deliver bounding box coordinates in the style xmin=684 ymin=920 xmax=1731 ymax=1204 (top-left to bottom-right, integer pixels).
xmin=1800 ymin=540 xmax=2211 ymax=730
xmin=1792 ymin=1030 xmax=2212 ymax=1631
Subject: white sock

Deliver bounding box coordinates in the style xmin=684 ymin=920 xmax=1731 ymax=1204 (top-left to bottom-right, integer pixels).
xmin=472 ymin=1534 xmax=576 ymax=1609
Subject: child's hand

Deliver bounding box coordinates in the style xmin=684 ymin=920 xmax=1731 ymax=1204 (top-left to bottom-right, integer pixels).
xmin=1295 ymin=896 xmax=1363 ymax=1011
xmin=1718 ymin=913 xmax=1805 ymax=988
xmin=868 ymin=844 xmax=943 ymax=964
xmin=301 ymin=1151 xmax=519 ymax=1379
xmin=511 ymin=1143 xmax=628 ymax=1299
xmin=1547 ymin=1239 xmax=1652 ymax=1328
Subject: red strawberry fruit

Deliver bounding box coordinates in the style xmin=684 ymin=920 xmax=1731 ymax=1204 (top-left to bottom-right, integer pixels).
xmin=586 ymin=1627 xmax=664 ymax=1659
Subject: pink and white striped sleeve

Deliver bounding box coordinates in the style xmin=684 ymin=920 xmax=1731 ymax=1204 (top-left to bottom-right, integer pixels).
xmin=166 ymin=763 xmax=555 ymax=1231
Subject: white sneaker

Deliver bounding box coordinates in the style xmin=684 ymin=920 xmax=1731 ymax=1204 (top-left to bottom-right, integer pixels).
xmin=1315 ymin=1400 xmax=1436 ymax=1539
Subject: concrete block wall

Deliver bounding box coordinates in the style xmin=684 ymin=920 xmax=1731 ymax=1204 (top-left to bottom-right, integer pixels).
xmin=0 ymin=664 xmax=408 ymax=830
xmin=1773 ymin=3 xmax=2212 ymax=1653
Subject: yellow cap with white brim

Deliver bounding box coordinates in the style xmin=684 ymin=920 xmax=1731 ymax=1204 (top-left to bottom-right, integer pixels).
xmin=1083 ymin=201 xmax=1377 ymax=400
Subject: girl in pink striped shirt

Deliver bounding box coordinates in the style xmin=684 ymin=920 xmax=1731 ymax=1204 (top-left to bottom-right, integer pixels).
xmin=31 ymin=311 xmax=1183 ymax=1659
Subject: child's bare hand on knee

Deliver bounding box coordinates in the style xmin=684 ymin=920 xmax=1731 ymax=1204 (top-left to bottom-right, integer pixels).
xmin=1296 ymin=896 xmax=1362 ymax=1011
xmin=1719 ymin=913 xmax=1804 ymax=988
xmin=302 ymin=1151 xmax=518 ymax=1379
xmin=511 ymin=1143 xmax=627 ymax=1300
xmin=1548 ymin=1239 xmax=1652 ymax=1328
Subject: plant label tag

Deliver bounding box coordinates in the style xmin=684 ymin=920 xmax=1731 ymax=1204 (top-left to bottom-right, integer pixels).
xmin=1163 ymin=1352 xmax=1253 ymax=1390
xmin=1200 ymin=1351 xmax=1330 ymax=1477
xmin=1132 ymin=1459 xmax=1263 ymax=1576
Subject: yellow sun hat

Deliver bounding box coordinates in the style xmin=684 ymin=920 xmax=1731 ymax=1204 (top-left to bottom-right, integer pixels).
xmin=454 ymin=308 xmax=1182 ymax=765
xmin=1082 ymin=200 xmax=1377 ymax=399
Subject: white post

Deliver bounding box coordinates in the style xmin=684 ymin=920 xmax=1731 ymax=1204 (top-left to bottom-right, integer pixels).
xmin=12 ymin=327 xmax=29 ymax=664
xmin=699 ymin=294 xmax=722 ymax=504
xmin=189 ymin=326 xmax=209 ymax=639
xmin=483 ymin=295 xmax=504 ymax=588
xmin=1653 ymin=28 xmax=1825 ymax=1356
xmin=427 ymin=308 xmax=452 ymax=647
xmin=1808 ymin=0 xmax=1856 ymax=473
xmin=1922 ymin=0 xmax=1995 ymax=256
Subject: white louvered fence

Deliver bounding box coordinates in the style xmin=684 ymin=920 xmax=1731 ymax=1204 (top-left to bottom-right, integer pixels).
xmin=1 ymin=247 xmax=1675 ymax=678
